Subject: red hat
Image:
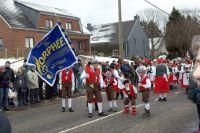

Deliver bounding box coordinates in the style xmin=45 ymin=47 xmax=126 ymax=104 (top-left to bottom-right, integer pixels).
xmin=157 ymin=59 xmax=163 ymax=64
xmin=115 ymin=63 xmax=121 ymax=68
xmin=171 ymin=64 xmax=176 ymax=67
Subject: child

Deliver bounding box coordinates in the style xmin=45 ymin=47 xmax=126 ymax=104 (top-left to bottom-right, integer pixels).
xmin=137 ymin=66 xmax=151 ymax=118
xmin=104 ymin=71 xmax=118 ymax=112
xmin=122 ymin=79 xmax=137 ymax=115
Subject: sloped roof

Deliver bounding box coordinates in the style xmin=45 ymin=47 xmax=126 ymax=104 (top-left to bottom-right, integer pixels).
xmin=0 ymin=0 xmax=35 ymax=28
xmin=90 ymin=20 xmax=136 ymax=44
xmin=15 ymin=0 xmax=77 ymax=18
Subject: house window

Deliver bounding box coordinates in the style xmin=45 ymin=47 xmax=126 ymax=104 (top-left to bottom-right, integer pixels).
xmin=0 ymin=38 xmax=3 ymax=48
xmin=77 ymin=41 xmax=83 ymax=50
xmin=66 ymin=22 xmax=72 ymax=30
xmin=25 ymin=37 xmax=34 ymax=48
xmin=45 ymin=20 xmax=53 ymax=28
xmin=113 ymin=50 xmax=119 ymax=56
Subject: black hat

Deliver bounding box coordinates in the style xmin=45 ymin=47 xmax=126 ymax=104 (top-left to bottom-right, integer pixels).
xmin=123 ymin=79 xmax=130 ymax=85
xmin=5 ymin=61 xmax=11 ymax=64
xmin=24 ymin=58 xmax=27 ymax=63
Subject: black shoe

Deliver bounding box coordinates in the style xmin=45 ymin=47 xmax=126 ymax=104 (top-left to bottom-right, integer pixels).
xmin=30 ymin=101 xmax=35 ymax=104
xmin=4 ymin=108 xmax=10 ymax=111
xmin=61 ymin=107 xmax=66 ymax=112
xmin=157 ymin=98 xmax=163 ymax=102
xmin=162 ymin=97 xmax=167 ymax=101
xmin=88 ymin=113 xmax=93 ymax=118
xmin=98 ymin=112 xmax=107 ymax=116
xmin=142 ymin=110 xmax=151 ymax=118
xmin=68 ymin=108 xmax=74 ymax=112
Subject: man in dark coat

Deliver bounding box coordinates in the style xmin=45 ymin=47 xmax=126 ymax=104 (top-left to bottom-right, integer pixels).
xmin=0 ymin=61 xmax=15 ymax=111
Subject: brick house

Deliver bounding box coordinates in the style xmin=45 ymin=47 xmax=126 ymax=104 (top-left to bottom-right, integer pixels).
xmin=0 ymin=0 xmax=91 ymax=57
xmin=88 ymin=15 xmax=149 ymax=58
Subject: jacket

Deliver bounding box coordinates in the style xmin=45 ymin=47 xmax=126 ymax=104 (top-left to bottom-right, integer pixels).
xmin=27 ymin=70 xmax=39 ymax=89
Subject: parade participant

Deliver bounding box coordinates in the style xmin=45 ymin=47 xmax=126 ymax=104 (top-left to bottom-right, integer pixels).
xmin=103 ymin=71 xmax=118 ymax=112
xmin=147 ymin=61 xmax=156 ymax=90
xmin=181 ymin=60 xmax=192 ymax=94
xmin=122 ymin=79 xmax=137 ymax=115
xmin=113 ymin=63 xmax=124 ymax=100
xmin=153 ymin=58 xmax=170 ymax=101
xmin=136 ymin=66 xmax=151 ymax=118
xmin=60 ymin=67 xmax=75 ymax=112
xmin=168 ymin=62 xmax=174 ymax=90
xmin=81 ymin=59 xmax=106 ymax=118
xmin=172 ymin=63 xmax=178 ymax=86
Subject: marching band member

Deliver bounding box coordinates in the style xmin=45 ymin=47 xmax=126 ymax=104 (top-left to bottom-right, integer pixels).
xmin=103 ymin=71 xmax=118 ymax=112
xmin=60 ymin=67 xmax=75 ymax=112
xmin=153 ymin=59 xmax=170 ymax=101
xmin=137 ymin=66 xmax=151 ymax=118
xmin=81 ymin=59 xmax=106 ymax=118
xmin=122 ymin=79 xmax=137 ymax=115
xmin=113 ymin=63 xmax=124 ymax=100
xmin=181 ymin=60 xmax=192 ymax=94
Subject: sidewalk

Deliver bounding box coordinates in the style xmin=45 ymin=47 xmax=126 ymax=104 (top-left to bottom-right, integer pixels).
xmin=8 ymin=89 xmax=87 ymax=112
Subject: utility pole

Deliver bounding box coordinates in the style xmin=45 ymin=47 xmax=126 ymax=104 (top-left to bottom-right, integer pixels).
xmin=118 ymin=0 xmax=124 ymax=59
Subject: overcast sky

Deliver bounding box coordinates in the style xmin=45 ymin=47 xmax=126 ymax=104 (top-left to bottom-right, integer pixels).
xmin=24 ymin=0 xmax=200 ymax=25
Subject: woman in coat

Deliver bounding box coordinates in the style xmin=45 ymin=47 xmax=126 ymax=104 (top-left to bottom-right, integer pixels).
xmin=14 ymin=68 xmax=28 ymax=106
xmin=27 ymin=66 xmax=39 ymax=104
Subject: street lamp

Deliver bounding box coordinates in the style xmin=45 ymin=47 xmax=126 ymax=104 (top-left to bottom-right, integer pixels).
xmin=118 ymin=0 xmax=124 ymax=59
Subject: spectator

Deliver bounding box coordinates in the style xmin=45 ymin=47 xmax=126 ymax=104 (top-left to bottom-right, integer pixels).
xmin=72 ymin=60 xmax=83 ymax=93
xmin=27 ymin=66 xmax=39 ymax=104
xmin=188 ymin=35 xmax=200 ymax=133
xmin=130 ymin=62 xmax=136 ymax=84
xmin=110 ymin=60 xmax=116 ymax=69
xmin=38 ymin=76 xmax=45 ymax=101
xmin=20 ymin=59 xmax=30 ymax=103
xmin=14 ymin=68 xmax=28 ymax=106
xmin=0 ymin=61 xmax=15 ymax=111
xmin=121 ymin=61 xmax=131 ymax=79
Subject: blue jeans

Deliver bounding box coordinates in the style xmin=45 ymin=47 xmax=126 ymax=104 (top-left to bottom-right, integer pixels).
xmin=75 ymin=75 xmax=82 ymax=91
xmin=0 ymin=88 xmax=9 ymax=109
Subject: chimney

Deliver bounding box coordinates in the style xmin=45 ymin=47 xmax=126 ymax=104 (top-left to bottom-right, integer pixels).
xmin=87 ymin=23 xmax=92 ymax=31
xmin=134 ymin=15 xmax=140 ymax=21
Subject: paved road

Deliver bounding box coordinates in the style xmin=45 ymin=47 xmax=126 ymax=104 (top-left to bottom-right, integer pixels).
xmin=6 ymin=88 xmax=198 ymax=133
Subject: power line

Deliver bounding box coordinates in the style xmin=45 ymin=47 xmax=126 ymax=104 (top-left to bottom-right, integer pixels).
xmin=144 ymin=0 xmax=170 ymax=15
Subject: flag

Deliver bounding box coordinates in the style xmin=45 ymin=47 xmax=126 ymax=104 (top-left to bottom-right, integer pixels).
xmin=27 ymin=24 xmax=77 ymax=86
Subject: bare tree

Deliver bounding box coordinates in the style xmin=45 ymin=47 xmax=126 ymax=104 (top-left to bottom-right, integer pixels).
xmin=138 ymin=8 xmax=168 ymax=58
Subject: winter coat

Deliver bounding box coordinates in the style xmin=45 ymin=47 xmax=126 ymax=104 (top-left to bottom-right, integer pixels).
xmin=188 ymin=74 xmax=198 ymax=103
xmin=0 ymin=67 xmax=15 ymax=88
xmin=27 ymin=70 xmax=39 ymax=89
xmin=14 ymin=73 xmax=27 ymax=92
